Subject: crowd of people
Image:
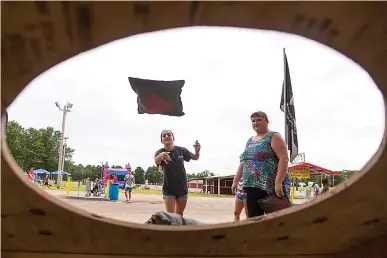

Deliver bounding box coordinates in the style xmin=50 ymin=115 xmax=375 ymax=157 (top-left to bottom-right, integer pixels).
xmin=313 ymin=178 xmax=330 ymax=197
xmin=89 ymin=171 xmax=135 ymax=201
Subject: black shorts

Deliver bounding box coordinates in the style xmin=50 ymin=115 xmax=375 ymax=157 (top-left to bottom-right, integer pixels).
xmin=244 ymin=187 xmax=268 ymax=218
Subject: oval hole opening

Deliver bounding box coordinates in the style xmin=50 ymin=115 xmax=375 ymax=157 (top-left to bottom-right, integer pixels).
xmin=5 ymin=26 xmax=385 ymax=225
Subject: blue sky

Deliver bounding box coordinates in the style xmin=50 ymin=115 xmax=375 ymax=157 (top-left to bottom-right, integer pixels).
xmin=8 ymin=26 xmax=385 ymax=175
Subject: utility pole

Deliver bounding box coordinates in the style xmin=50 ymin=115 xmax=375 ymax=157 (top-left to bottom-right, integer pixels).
xmin=55 ymin=102 xmax=73 ymax=188
xmin=61 ymin=137 xmax=69 ymax=173
xmin=101 ymin=161 xmax=104 ymax=180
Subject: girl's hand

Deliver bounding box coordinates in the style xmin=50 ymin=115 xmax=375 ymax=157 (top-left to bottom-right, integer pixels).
xmin=193 ymin=140 xmax=201 ymax=153
xmin=158 ymin=152 xmax=171 ymax=164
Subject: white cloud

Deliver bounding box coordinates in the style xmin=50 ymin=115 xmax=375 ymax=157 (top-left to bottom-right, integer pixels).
xmin=8 ymin=26 xmax=385 ymax=174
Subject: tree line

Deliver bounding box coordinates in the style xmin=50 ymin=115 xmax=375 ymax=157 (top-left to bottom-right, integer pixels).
xmin=299 ymin=170 xmax=357 ymax=187
xmin=5 ymin=121 xmax=215 ymax=184
xmin=6 ymin=121 xmax=356 ymax=186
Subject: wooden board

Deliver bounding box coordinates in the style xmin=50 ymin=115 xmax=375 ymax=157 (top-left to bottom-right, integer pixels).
xmin=1 ymin=2 xmax=387 ymax=257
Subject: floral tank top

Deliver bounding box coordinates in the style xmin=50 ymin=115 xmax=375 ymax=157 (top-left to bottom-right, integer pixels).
xmin=240 ymin=132 xmax=291 ymax=196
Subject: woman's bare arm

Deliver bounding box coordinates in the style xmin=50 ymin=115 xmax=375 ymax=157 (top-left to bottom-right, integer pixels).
xmin=231 ymin=162 xmax=243 ymax=195
xmin=233 ymin=162 xmax=243 ymax=184
xmin=191 ymin=151 xmax=200 ymax=160
xmin=155 ymin=153 xmax=163 ymax=165
xmin=271 ymin=133 xmax=289 ymax=184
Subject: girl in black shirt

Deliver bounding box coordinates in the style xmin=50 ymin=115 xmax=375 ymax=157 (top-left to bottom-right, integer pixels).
xmin=155 ymin=130 xmax=201 ymax=216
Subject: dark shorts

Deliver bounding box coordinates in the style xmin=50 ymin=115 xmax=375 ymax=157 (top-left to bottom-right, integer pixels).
xmin=163 ymin=194 xmax=188 ymax=200
xmin=124 ymin=187 xmax=133 ymax=192
xmin=244 ymin=187 xmax=268 ymax=218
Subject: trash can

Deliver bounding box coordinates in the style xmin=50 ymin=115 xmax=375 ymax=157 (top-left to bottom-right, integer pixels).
xmin=109 ymin=183 xmax=119 ymax=201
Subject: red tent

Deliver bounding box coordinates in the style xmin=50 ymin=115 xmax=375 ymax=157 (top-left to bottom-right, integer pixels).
xmin=27 ymin=170 xmax=35 ymax=180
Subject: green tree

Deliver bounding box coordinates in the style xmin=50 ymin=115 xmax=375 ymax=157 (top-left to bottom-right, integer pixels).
xmin=66 ymin=163 xmax=82 ymax=181
xmin=197 ymin=170 xmax=215 ymax=178
xmin=38 ymin=127 xmax=74 ymax=172
xmin=302 ymin=170 xmax=358 ymax=187
xmin=6 ymin=121 xmax=74 ymax=172
xmin=66 ymin=164 xmax=103 ymax=181
xmin=5 ymin=121 xmax=27 ymax=169
xmin=332 ymin=170 xmax=357 ymax=186
xmin=145 ymin=165 xmax=163 ymax=184
xmin=134 ymin=166 xmax=145 ymax=184
xmin=187 ymin=170 xmax=215 ymax=180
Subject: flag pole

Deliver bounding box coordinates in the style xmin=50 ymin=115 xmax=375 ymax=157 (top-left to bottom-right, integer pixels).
xmin=283 ymin=48 xmax=287 ymax=146
xmin=283 ymin=48 xmax=294 ymax=203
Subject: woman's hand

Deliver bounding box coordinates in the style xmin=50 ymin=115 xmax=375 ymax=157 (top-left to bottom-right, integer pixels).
xmin=231 ymin=182 xmax=238 ymax=195
xmin=275 ymin=181 xmax=284 ymax=198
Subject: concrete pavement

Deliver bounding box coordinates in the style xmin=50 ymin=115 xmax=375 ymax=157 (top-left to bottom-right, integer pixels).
xmin=47 ymin=190 xmax=305 ymax=224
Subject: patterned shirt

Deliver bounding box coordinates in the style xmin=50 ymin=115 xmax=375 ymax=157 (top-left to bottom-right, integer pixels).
xmin=124 ymin=174 xmax=135 ymax=188
xmin=240 ymin=132 xmax=291 ymax=196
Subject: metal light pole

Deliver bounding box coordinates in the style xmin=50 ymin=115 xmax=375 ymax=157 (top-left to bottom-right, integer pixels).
xmin=55 ymin=101 xmax=73 ymax=188
xmin=61 ymin=137 xmax=69 ymax=173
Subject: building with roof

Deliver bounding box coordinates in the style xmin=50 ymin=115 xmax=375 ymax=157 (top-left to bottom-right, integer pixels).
xmin=188 ymin=175 xmax=235 ymax=195
xmin=188 ymin=162 xmax=341 ymax=196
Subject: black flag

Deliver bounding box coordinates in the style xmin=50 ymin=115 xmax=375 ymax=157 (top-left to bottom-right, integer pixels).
xmin=280 ymin=49 xmax=299 ymax=162
xmin=128 ymin=77 xmax=185 ymax=117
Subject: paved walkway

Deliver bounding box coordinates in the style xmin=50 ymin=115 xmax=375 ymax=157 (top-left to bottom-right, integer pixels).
xmin=47 ymin=190 xmax=305 ymax=224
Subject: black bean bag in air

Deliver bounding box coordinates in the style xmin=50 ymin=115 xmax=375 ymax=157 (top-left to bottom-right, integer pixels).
xmin=128 ymin=77 xmax=185 ymax=117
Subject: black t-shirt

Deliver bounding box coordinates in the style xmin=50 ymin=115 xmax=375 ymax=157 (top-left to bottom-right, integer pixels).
xmin=155 ymin=146 xmax=193 ymax=196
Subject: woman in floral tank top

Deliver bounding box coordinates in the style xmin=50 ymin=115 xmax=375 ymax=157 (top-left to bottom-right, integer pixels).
xmin=232 ymin=111 xmax=291 ymax=218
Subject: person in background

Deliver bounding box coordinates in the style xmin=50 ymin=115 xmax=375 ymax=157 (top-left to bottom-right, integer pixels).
xmin=124 ymin=170 xmax=135 ymax=202
xmin=304 ymin=183 xmax=312 ymax=201
xmin=232 ymin=111 xmax=291 ymax=218
xmin=27 ymin=167 xmax=35 ymax=182
xmin=43 ymin=174 xmax=49 ymax=187
xmin=234 ymin=178 xmax=248 ymax=222
xmin=313 ymin=183 xmax=320 ymax=197
xmin=320 ymin=178 xmax=330 ymax=194
xmin=234 ymin=156 xmax=248 ymax=222
xmin=91 ymin=177 xmax=100 ymax=194
xmin=105 ymin=173 xmax=111 ymax=185
xmin=112 ymin=174 xmax=118 ymax=184
xmin=154 ymin=129 xmax=201 ymax=216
